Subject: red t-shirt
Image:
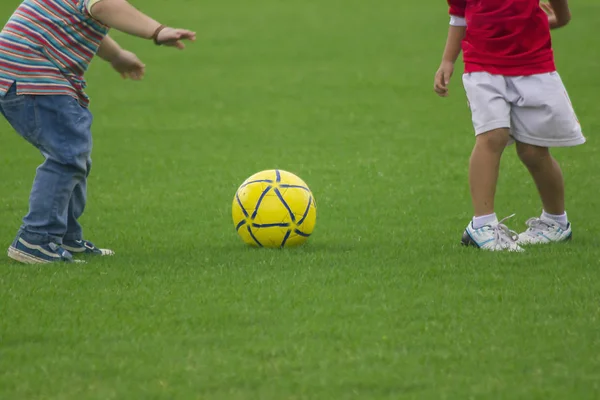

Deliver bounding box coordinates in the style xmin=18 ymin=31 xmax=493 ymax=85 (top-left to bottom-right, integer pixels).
xmin=448 ymin=0 xmax=556 ymax=76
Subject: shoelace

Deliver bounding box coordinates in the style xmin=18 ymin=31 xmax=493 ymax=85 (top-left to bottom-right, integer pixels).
xmin=523 ymin=217 xmax=553 ymax=238
xmin=492 ymin=214 xmax=520 ymax=248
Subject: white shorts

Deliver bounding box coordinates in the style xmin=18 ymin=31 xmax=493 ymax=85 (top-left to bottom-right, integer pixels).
xmin=462 ymin=72 xmax=585 ymax=147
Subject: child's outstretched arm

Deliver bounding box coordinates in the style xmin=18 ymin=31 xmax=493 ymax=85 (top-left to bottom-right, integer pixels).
xmin=542 ymin=0 xmax=571 ymax=29
xmin=433 ymin=23 xmax=465 ymax=97
xmin=97 ymin=35 xmax=146 ymax=80
xmin=89 ymin=0 xmax=196 ymax=48
xmin=96 ymin=35 xmax=122 ymax=62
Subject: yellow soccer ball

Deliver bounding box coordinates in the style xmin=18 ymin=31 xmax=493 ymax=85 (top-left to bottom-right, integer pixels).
xmin=232 ymin=169 xmax=317 ymax=248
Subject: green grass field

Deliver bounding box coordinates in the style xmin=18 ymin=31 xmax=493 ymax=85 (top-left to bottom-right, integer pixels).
xmin=1 ymin=0 xmax=600 ymax=398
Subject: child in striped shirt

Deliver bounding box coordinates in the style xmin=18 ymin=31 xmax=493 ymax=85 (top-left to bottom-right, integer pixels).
xmin=0 ymin=0 xmax=195 ymax=264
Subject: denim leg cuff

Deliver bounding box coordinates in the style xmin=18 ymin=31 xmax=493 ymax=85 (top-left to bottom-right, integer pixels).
xmin=62 ymin=233 xmax=83 ymax=242
xmin=18 ymin=227 xmax=62 ymax=245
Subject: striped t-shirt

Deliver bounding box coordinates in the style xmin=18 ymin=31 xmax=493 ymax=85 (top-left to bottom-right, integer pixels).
xmin=0 ymin=0 xmax=109 ymax=107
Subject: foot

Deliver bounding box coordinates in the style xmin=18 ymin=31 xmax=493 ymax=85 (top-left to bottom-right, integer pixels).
xmin=517 ymin=217 xmax=572 ymax=245
xmin=62 ymin=239 xmax=115 ymax=256
xmin=7 ymin=237 xmax=79 ymax=264
xmin=461 ymin=215 xmax=524 ymax=252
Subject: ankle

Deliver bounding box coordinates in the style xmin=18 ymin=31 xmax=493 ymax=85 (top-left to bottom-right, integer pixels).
xmin=472 ymin=213 xmax=497 ymax=229
xmin=541 ymin=210 xmax=568 ymax=229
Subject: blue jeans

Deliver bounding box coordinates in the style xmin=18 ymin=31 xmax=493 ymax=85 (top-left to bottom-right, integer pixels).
xmin=0 ymin=84 xmax=92 ymax=245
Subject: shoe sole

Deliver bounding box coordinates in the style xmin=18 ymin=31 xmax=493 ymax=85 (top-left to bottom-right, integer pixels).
xmin=7 ymin=246 xmax=51 ymax=264
xmin=7 ymin=246 xmax=86 ymax=264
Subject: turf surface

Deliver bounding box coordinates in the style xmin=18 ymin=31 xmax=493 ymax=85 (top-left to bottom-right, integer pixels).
xmin=1 ymin=0 xmax=600 ymax=398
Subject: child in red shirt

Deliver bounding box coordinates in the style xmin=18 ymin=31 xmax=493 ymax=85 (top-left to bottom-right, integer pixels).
xmin=434 ymin=0 xmax=584 ymax=251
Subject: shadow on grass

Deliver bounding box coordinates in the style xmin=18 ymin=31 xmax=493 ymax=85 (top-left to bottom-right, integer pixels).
xmin=205 ymin=239 xmax=363 ymax=254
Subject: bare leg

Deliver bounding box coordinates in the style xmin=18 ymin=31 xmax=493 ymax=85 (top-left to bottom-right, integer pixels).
xmin=469 ymin=128 xmax=511 ymax=217
xmin=516 ymin=142 xmax=565 ymax=215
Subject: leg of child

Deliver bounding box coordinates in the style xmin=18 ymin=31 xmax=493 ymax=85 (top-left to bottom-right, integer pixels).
xmin=462 ymin=126 xmax=522 ymax=251
xmin=516 ymin=141 xmax=566 ymax=219
xmin=507 ymin=72 xmax=584 ymax=231
xmin=470 ymin=128 xmax=511 ymax=220
xmin=64 ymin=159 xmax=91 ymax=243
xmin=19 ymin=95 xmax=93 ymax=245
xmin=462 ymin=72 xmax=514 ymax=229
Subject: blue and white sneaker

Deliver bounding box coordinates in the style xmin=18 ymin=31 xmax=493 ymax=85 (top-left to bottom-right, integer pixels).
xmin=461 ymin=215 xmax=524 ymax=252
xmin=517 ymin=217 xmax=572 ymax=245
xmin=62 ymin=239 xmax=115 ymax=256
xmin=7 ymin=237 xmax=79 ymax=264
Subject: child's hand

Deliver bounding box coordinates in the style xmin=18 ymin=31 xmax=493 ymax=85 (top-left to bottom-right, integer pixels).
xmin=155 ymin=27 xmax=196 ymax=49
xmin=434 ymin=61 xmax=454 ymax=97
xmin=540 ymin=2 xmax=559 ymax=28
xmin=540 ymin=1 xmax=571 ymax=29
xmin=111 ymin=50 xmax=145 ymax=80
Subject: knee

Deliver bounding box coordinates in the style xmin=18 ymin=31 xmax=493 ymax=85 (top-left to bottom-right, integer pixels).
xmin=476 ymin=128 xmax=511 ymax=153
xmin=45 ymin=149 xmax=90 ymax=177
xmin=516 ymin=143 xmax=550 ymax=169
xmin=63 ymin=134 xmax=92 ymax=176
xmin=72 ymin=152 xmax=91 ymax=177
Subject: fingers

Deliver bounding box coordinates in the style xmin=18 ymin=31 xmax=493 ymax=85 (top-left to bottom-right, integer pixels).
xmin=540 ymin=2 xmax=553 ymax=15
xmin=176 ymin=30 xmax=196 ymax=41
xmin=163 ymin=39 xmax=186 ymax=50
xmin=433 ymin=72 xmax=449 ymax=97
xmin=120 ymin=68 xmax=145 ymax=81
xmin=444 ymin=69 xmax=452 ymax=85
xmin=157 ymin=28 xmax=196 ymax=48
xmin=434 ymin=86 xmax=448 ymax=97
xmin=132 ymin=68 xmax=145 ymax=80
xmin=540 ymin=3 xmax=549 ymax=14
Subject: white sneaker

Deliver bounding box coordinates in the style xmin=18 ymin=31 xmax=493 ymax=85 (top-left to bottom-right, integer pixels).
xmin=517 ymin=217 xmax=572 ymax=245
xmin=461 ymin=215 xmax=524 ymax=252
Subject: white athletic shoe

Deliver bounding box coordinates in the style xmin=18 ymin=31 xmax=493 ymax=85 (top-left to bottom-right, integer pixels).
xmin=461 ymin=215 xmax=524 ymax=252
xmin=517 ymin=217 xmax=572 ymax=245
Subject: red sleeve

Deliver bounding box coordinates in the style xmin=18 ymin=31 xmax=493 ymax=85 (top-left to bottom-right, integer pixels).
xmin=447 ymin=0 xmax=466 ymax=17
